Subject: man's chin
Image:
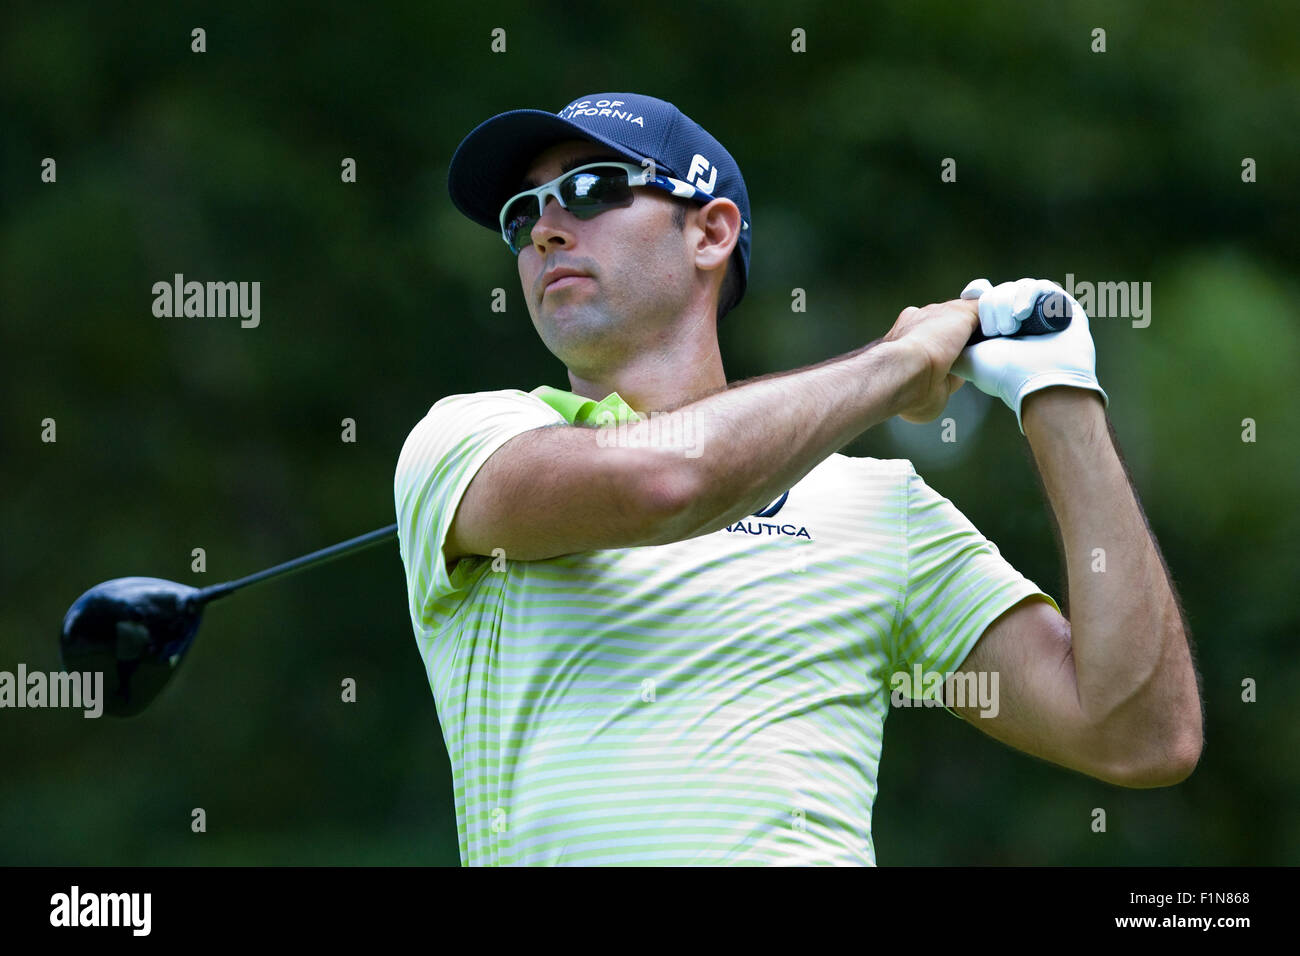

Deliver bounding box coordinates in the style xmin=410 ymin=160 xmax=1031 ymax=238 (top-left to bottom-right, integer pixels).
xmin=540 ymin=301 xmax=609 ymax=335
xmin=539 ymin=310 xmax=624 ymax=362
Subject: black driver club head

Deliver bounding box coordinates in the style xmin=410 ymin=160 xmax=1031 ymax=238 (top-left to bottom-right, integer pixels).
xmin=57 ymin=524 xmax=396 ymax=718
xmin=60 ymin=577 xmax=206 ymax=717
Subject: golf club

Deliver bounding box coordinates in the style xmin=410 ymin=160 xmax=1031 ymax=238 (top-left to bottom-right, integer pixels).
xmin=964 ymin=290 xmax=1071 ymax=347
xmin=59 ymin=523 xmax=398 ymax=717
xmin=961 ymin=290 xmax=1071 ymax=345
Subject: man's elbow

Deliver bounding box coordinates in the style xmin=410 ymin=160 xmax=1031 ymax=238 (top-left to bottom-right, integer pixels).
xmin=1104 ymin=720 xmax=1203 ymax=789
xmin=631 ymin=456 xmax=702 ymax=544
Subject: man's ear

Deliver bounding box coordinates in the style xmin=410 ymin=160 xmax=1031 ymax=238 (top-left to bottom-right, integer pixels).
xmin=693 ymin=198 xmax=742 ymax=271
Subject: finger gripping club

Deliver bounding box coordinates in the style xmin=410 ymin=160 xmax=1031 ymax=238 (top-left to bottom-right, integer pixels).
xmin=965 ymin=291 xmax=1071 ymax=347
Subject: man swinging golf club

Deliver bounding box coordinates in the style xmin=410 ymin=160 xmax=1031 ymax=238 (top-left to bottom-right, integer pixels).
xmin=394 ymin=91 xmax=1203 ymax=866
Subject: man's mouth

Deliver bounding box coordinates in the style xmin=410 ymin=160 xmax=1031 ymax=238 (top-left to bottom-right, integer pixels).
xmin=544 ymin=275 xmax=591 ymax=294
xmin=541 ymin=266 xmax=593 ymax=297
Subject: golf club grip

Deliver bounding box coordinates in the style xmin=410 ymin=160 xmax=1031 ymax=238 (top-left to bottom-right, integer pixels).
xmin=965 ymin=291 xmax=1071 ymax=347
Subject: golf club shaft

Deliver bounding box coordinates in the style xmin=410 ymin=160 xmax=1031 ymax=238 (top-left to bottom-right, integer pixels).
xmin=196 ymin=523 xmax=398 ymax=603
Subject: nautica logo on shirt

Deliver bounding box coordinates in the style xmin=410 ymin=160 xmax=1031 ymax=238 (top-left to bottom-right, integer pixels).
xmin=723 ymin=490 xmax=812 ymax=539
xmin=724 ymin=520 xmax=811 ymax=539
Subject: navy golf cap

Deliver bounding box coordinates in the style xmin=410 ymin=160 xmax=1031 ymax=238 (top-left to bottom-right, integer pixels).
xmin=447 ymin=91 xmax=751 ymax=306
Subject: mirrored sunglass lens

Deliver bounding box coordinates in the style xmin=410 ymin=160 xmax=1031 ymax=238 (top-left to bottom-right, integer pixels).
xmin=503 ymin=198 xmax=537 ymax=251
xmin=562 ymin=168 xmax=633 ymax=219
xmin=509 ymin=218 xmax=538 ymax=251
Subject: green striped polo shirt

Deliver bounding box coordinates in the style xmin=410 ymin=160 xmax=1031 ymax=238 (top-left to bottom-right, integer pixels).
xmin=394 ymin=387 xmax=1059 ymax=866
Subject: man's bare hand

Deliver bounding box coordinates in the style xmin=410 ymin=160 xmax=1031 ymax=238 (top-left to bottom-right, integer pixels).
xmin=883 ymin=298 xmax=981 ymax=423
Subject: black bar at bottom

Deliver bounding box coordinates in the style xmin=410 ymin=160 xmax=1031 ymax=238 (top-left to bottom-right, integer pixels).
xmin=0 ymin=865 xmax=1281 ymax=941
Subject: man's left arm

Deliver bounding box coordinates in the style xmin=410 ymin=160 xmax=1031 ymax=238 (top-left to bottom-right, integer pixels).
xmin=951 ymin=387 xmax=1203 ymax=787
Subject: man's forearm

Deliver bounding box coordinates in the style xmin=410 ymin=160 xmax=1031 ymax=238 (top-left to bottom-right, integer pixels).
xmin=649 ymin=339 xmax=920 ymax=541
xmin=1021 ymin=387 xmax=1202 ymax=782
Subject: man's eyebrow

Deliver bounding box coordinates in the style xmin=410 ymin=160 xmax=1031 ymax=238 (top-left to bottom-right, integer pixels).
xmin=516 ymin=154 xmax=623 ymax=192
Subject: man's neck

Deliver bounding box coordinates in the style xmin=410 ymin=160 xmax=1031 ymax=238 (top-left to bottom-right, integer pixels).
xmin=566 ymin=348 xmax=727 ymax=413
xmin=562 ymin=309 xmax=729 ymax=413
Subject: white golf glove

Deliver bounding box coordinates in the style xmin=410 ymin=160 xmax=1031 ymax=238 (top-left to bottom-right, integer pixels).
xmin=951 ymin=277 xmax=1109 ymax=435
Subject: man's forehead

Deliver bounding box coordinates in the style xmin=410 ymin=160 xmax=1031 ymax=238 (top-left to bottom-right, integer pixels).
xmin=517 ymin=141 xmax=624 ymax=190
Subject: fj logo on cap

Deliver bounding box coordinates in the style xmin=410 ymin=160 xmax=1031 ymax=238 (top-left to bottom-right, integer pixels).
xmin=687 ymin=154 xmax=717 ymax=192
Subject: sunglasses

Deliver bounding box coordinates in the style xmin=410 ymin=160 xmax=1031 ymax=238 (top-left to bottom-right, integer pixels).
xmin=499 ymin=161 xmax=749 ymax=254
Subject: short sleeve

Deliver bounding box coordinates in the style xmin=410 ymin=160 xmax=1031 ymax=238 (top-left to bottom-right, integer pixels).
xmin=891 ymin=462 xmax=1061 ymax=705
xmin=394 ymin=389 xmax=562 ymax=621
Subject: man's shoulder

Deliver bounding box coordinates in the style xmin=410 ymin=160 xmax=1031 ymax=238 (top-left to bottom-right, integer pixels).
xmin=396 ymin=387 xmax=565 ymax=473
xmin=424 ymin=386 xmax=560 ymax=416
xmin=406 ymin=387 xmax=566 ymax=435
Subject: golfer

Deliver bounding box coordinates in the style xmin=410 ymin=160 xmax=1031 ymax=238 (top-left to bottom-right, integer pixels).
xmin=394 ymin=91 xmax=1203 ymax=865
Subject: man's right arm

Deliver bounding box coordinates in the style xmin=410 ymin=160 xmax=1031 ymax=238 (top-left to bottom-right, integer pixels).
xmin=446 ymin=298 xmax=980 ymax=564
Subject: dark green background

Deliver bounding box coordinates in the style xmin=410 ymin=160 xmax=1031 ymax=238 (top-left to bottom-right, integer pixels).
xmin=3 ymin=0 xmax=1297 ymax=864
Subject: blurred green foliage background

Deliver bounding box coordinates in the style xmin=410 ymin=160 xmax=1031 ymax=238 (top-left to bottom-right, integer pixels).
xmin=2 ymin=0 xmax=1297 ymax=865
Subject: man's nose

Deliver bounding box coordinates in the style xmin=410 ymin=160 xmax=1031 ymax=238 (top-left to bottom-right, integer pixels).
xmin=529 ymin=196 xmax=575 ymax=249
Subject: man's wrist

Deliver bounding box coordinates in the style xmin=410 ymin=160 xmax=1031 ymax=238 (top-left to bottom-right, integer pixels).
xmin=1021 ymin=386 xmax=1107 ymax=441
xmin=869 ymin=340 xmax=926 ymax=420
